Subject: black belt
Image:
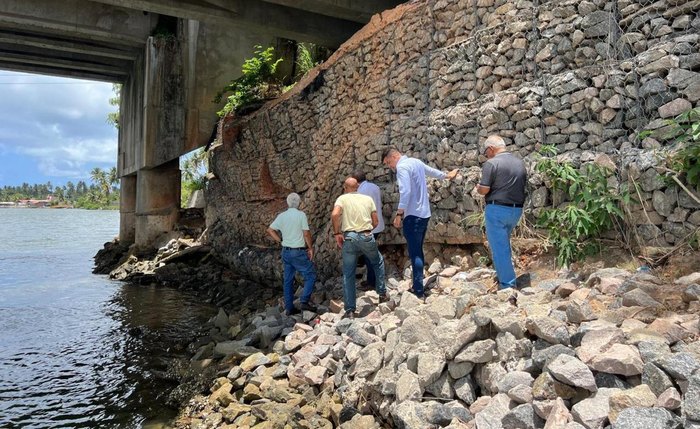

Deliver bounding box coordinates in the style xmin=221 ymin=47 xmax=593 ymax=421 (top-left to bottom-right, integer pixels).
xmin=282 ymin=246 xmax=306 ymax=250
xmin=486 ymin=200 xmax=523 ymax=208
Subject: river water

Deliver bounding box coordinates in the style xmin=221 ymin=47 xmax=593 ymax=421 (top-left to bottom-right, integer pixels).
xmin=0 ymin=209 xmax=217 ymax=428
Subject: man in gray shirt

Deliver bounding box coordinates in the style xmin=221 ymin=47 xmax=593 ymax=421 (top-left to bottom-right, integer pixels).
xmin=476 ymin=135 xmax=527 ymax=289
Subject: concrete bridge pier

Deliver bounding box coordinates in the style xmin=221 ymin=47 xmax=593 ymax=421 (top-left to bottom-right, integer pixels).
xmin=134 ymin=160 xmax=181 ymax=247
xmin=119 ymin=175 xmax=137 ymax=244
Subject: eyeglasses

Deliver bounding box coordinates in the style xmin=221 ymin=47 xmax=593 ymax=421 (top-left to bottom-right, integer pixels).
xmin=483 ymin=146 xmax=491 ymax=155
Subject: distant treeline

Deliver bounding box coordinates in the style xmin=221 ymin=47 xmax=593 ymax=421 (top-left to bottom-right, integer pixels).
xmin=0 ymin=167 xmax=120 ymax=209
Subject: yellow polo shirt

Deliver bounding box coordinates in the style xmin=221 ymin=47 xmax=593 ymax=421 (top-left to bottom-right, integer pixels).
xmin=334 ymin=193 xmax=376 ymax=232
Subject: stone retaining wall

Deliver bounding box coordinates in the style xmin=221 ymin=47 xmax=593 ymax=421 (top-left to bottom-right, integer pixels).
xmin=206 ymin=0 xmax=700 ymax=283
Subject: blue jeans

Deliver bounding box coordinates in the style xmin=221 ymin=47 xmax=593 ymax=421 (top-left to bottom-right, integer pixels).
xmin=484 ymin=204 xmax=523 ymax=289
xmin=403 ymin=215 xmax=429 ymax=297
xmin=342 ymin=232 xmax=385 ymax=311
xmin=361 ymin=233 xmax=381 ymax=287
xmin=281 ymin=248 xmax=316 ymax=311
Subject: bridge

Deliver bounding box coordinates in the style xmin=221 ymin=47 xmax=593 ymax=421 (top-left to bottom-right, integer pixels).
xmin=0 ymin=0 xmax=402 ymax=246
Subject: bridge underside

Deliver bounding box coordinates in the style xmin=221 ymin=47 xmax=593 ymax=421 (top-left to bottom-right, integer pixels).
xmin=0 ymin=0 xmax=403 ymax=247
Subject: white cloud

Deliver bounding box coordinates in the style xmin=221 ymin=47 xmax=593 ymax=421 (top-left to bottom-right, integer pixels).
xmin=0 ymin=71 xmax=118 ymax=182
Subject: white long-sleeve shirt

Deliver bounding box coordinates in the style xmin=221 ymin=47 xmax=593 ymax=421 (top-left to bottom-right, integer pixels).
xmin=396 ymin=155 xmax=446 ymax=219
xmin=358 ymin=180 xmax=384 ymax=233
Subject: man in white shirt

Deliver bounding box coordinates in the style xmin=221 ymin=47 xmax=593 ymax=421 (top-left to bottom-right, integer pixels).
xmin=351 ymin=170 xmax=384 ymax=291
xmin=382 ymin=147 xmax=458 ymax=298
xmin=267 ymin=193 xmax=317 ymax=316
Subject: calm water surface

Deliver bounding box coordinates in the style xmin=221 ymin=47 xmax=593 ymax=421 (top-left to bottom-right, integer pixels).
xmin=0 ymin=209 xmax=217 ymax=428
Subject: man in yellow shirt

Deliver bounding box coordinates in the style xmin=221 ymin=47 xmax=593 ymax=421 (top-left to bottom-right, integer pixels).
xmin=331 ymin=177 xmax=386 ymax=318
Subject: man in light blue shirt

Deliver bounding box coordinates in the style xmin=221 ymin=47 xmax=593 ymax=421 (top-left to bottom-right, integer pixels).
xmin=267 ymin=193 xmax=317 ymax=316
xmin=382 ymin=147 xmax=458 ymax=298
xmin=352 ymin=170 xmax=385 ymax=291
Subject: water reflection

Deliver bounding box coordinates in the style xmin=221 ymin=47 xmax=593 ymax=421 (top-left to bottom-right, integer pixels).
xmin=0 ymin=283 xmax=216 ymax=429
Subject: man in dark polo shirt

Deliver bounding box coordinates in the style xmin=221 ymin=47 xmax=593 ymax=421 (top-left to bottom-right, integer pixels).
xmin=476 ymin=135 xmax=527 ymax=289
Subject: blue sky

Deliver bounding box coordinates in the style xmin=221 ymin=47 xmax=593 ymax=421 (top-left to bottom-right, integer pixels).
xmin=0 ymin=71 xmax=118 ymax=187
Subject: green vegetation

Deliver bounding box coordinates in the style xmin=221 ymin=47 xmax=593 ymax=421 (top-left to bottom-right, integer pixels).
xmin=0 ymin=167 xmax=119 ymax=209
xmin=535 ymin=146 xmax=630 ymax=267
xmin=662 ymin=108 xmax=700 ymax=188
xmin=106 ymin=84 xmax=121 ymax=129
xmin=215 ymin=46 xmax=283 ymax=117
xmin=181 ymin=148 xmax=208 ymax=207
xmin=295 ymin=43 xmax=322 ymax=79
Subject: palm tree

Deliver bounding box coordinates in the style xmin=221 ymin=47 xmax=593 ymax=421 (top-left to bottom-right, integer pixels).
xmin=90 ymin=167 xmax=110 ymax=198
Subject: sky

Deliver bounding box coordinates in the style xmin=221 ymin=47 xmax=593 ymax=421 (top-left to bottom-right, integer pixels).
xmin=0 ymin=71 xmax=118 ymax=187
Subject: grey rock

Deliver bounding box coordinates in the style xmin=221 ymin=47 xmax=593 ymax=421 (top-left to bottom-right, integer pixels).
xmin=448 ymin=360 xmax=474 ymax=379
xmin=497 ymin=371 xmax=535 ymax=393
xmin=501 ymin=403 xmax=544 ymax=429
xmin=354 ymin=342 xmax=385 ymax=378
xmin=684 ymin=284 xmax=700 ymax=302
xmin=455 ymin=339 xmax=497 ymax=363
xmin=527 ymin=317 xmax=571 ymax=346
xmin=396 ymin=369 xmax=422 ymax=402
xmin=683 ymin=374 xmax=700 ymax=420
xmin=571 ymin=388 xmax=619 ymax=429
xmin=642 ymin=362 xmax=674 ymax=396
xmin=454 ymin=374 xmax=478 ymax=404
xmin=613 ymin=407 xmax=682 ymax=429
xmin=638 ymin=340 xmax=672 ymax=364
xmin=417 ymin=352 xmax=446 ymax=386
xmin=548 ymin=354 xmax=597 ymax=392
xmin=475 ymin=393 xmax=514 ymax=429
xmin=400 ymin=315 xmax=434 ymax=345
xmin=595 ymin=372 xmax=630 ymax=389
xmin=533 ymin=343 xmax=576 ymax=370
xmin=425 ymin=371 xmax=454 ymax=399
xmin=622 ymin=289 xmax=661 ymax=308
xmin=658 ymin=353 xmax=700 ymax=380
xmin=581 ymin=11 xmax=614 ymax=38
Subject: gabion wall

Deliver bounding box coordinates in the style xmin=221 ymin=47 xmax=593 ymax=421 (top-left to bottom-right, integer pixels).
xmin=206 ymin=0 xmax=700 ymax=283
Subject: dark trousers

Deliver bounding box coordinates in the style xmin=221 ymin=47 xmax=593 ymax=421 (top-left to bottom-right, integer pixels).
xmin=403 ymin=215 xmax=429 ymax=296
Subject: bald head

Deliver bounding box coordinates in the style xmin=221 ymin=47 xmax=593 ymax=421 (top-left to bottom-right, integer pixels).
xmin=343 ymin=177 xmax=359 ymax=193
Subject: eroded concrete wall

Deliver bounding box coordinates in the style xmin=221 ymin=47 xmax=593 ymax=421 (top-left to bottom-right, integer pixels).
xmin=206 ymin=0 xmax=700 ymax=283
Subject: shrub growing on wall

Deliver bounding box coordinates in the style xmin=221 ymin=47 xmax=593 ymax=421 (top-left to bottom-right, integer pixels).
xmin=535 ymin=146 xmax=631 ymax=267
xmin=214 ymin=45 xmax=283 ymax=117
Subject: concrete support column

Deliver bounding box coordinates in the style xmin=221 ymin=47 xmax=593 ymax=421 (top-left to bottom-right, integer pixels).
xmin=119 ymin=175 xmax=137 ymax=244
xmin=135 ymin=159 xmax=181 ymax=247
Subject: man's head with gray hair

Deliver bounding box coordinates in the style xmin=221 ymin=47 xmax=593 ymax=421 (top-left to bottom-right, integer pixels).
xmin=483 ymin=135 xmax=506 ymax=149
xmin=286 ymin=192 xmax=301 ymax=208
xmin=482 ymin=135 xmax=506 ymax=158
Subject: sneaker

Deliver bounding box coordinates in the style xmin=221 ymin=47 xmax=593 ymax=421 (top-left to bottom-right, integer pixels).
xmin=285 ymin=308 xmax=301 ymax=316
xmin=300 ymin=302 xmax=318 ymax=312
xmin=343 ymin=310 xmax=356 ymax=319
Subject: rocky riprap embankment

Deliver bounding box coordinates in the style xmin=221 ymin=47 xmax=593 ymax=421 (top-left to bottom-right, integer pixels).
xmin=172 ymin=262 xmax=700 ymax=429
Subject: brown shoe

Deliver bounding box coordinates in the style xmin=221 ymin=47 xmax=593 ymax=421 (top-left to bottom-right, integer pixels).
xmin=379 ymin=293 xmax=389 ymax=303
xmin=343 ymin=310 xmax=356 ymax=319
xmin=358 ymin=281 xmax=373 ymax=291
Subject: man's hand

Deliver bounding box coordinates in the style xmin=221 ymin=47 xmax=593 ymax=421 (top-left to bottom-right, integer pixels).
xmin=393 ymin=215 xmax=402 ymax=228
xmin=446 ymin=169 xmax=459 ymax=181
xmin=307 ymin=248 xmax=314 ymax=260
xmin=334 ymin=234 xmax=344 ymax=249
